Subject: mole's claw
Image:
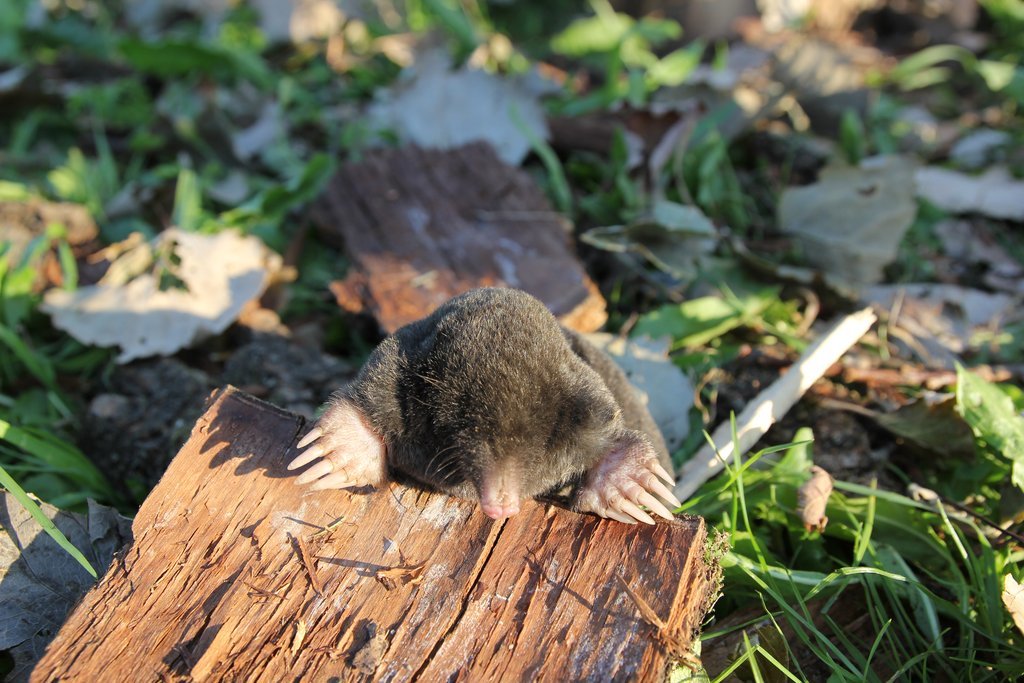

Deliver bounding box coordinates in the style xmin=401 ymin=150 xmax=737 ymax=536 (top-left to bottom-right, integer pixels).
xmin=297 ymin=427 xmax=323 ymax=449
xmin=636 ymin=491 xmax=673 ymax=520
xmin=288 ymin=444 xmax=326 ymax=470
xmin=651 ymin=461 xmax=674 ymax=486
xmin=308 ymin=470 xmax=355 ymax=491
xmin=644 ymin=475 xmax=681 ymax=508
xmin=604 ymin=509 xmax=637 ymax=524
xmin=295 ymin=459 xmax=334 ymax=484
xmin=616 ymin=498 xmax=655 ymax=525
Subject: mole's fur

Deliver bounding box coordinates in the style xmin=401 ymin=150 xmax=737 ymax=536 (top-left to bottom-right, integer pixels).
xmin=288 ymin=288 xmax=680 ymax=524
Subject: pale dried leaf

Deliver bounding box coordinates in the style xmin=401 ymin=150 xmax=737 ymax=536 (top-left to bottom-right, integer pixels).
xmin=42 ymin=229 xmax=282 ymax=363
xmin=779 ymin=156 xmax=917 ymax=287
xmin=580 ymin=201 xmax=717 ymax=283
xmin=916 ymin=166 xmax=1024 ymax=221
xmin=1003 ymin=574 xmax=1024 ymax=637
xmin=585 ymin=333 xmax=694 ymax=452
xmin=0 ymin=493 xmax=132 ymax=682
xmin=124 ymin=0 xmax=230 ymax=33
xmin=231 ymin=102 xmax=285 ymax=161
xmin=367 ymin=52 xmax=548 ymax=165
xmin=949 ymin=129 xmax=1010 ymax=170
xmin=249 ymin=0 xmax=348 ymax=43
xmin=863 ymin=283 xmax=1017 ymax=365
xmin=934 ymin=220 xmax=1023 ymax=295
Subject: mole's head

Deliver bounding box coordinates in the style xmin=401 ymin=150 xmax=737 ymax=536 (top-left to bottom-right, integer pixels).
xmin=409 ymin=296 xmax=621 ymax=518
xmin=416 ymin=373 xmax=620 ymax=519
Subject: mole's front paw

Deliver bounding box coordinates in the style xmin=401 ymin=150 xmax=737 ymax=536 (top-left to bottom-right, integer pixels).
xmin=574 ymin=432 xmax=680 ymax=524
xmin=287 ymin=397 xmax=387 ymax=491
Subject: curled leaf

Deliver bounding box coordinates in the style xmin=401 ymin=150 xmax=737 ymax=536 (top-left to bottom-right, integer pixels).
xmin=797 ymin=465 xmax=833 ymax=532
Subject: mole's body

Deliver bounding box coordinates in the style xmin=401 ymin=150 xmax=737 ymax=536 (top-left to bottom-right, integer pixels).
xmin=288 ymin=288 xmax=679 ymax=524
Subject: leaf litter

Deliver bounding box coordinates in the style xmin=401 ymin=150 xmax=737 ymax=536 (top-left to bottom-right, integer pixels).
xmin=41 ymin=229 xmax=283 ymax=362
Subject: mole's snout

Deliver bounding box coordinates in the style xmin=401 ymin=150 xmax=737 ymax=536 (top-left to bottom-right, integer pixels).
xmin=481 ymin=497 xmax=521 ymax=519
xmin=479 ymin=468 xmax=522 ymax=520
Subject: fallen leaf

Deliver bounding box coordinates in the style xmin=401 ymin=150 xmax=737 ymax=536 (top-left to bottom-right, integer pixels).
xmin=797 ymin=465 xmax=833 ymax=532
xmin=872 ymin=393 xmax=976 ymax=459
xmin=916 ymin=166 xmax=1024 ymax=221
xmin=230 ymin=102 xmax=285 ymax=161
xmin=863 ymin=283 xmax=1017 ymax=365
xmin=367 ymin=51 xmax=549 ymax=165
xmin=585 ymin=333 xmax=694 ymax=453
xmin=771 ymin=36 xmax=869 ymax=132
xmin=580 ymin=200 xmax=717 ymax=283
xmin=42 ymin=229 xmax=282 ymax=363
xmin=949 ymin=128 xmax=1010 ymax=170
xmin=779 ymin=156 xmax=917 ymax=288
xmin=123 ymin=0 xmax=230 ymax=34
xmin=0 ymin=493 xmax=132 ymax=681
xmin=1003 ymin=574 xmax=1024 ymax=637
xmin=934 ymin=220 xmax=1024 ymax=295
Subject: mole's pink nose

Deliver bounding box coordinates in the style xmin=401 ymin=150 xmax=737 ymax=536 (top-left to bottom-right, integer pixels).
xmin=481 ymin=500 xmax=521 ymax=519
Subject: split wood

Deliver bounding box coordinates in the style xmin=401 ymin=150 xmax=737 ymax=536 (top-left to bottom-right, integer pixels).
xmin=312 ymin=142 xmax=607 ymax=334
xmin=33 ymin=387 xmax=715 ymax=682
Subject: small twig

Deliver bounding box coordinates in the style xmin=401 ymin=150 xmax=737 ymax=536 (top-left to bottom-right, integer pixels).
xmin=294 ymin=534 xmax=324 ymax=595
xmin=311 ymin=515 xmax=348 ymax=540
xmin=674 ymin=308 xmax=877 ymax=500
xmin=909 ymin=484 xmax=1024 ymax=546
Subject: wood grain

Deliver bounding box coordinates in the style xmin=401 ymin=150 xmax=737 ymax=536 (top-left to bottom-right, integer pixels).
xmin=32 ymin=387 xmax=712 ymax=682
xmin=312 ymin=142 xmax=607 ymax=334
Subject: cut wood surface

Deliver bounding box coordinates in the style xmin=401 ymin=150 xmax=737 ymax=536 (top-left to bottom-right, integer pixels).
xmin=32 ymin=387 xmax=714 ymax=682
xmin=312 ymin=142 xmax=607 ymax=334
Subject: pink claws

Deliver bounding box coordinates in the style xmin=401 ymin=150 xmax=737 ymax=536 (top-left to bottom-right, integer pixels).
xmin=575 ymin=435 xmax=681 ymax=525
xmin=287 ymin=401 xmax=387 ymax=490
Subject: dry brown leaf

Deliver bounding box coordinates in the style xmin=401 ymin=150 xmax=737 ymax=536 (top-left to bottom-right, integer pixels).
xmin=798 ymin=466 xmax=833 ymax=532
xmin=374 ymin=561 xmax=426 ymax=590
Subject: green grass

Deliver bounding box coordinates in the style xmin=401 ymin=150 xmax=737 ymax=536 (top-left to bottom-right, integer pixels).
xmin=677 ymin=425 xmax=1024 ymax=680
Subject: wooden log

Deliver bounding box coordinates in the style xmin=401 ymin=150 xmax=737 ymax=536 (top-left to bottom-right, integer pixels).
xmin=312 ymin=142 xmax=608 ymax=334
xmin=32 ymin=387 xmax=714 ymax=681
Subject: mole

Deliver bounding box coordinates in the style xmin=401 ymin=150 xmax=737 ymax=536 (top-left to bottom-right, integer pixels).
xmin=287 ymin=288 xmax=680 ymax=524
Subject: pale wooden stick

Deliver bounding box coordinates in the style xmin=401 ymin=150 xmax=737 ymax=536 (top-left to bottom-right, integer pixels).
xmin=674 ymin=307 xmax=877 ymax=500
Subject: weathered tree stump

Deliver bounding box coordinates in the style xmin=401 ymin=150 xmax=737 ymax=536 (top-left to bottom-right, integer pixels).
xmin=312 ymin=142 xmax=608 ymax=334
xmin=33 ymin=387 xmax=714 ymax=681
